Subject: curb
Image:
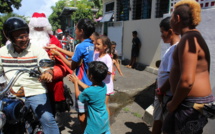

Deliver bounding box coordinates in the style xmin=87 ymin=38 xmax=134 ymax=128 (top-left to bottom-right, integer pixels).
xmin=142 ymin=105 xmax=154 ymax=126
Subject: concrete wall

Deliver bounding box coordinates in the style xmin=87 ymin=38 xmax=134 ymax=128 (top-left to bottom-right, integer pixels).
xmin=121 ymin=0 xmax=162 ymax=68
xmin=108 ymin=22 xmax=124 ymax=56
xmin=198 ymin=7 xmax=215 ymax=134
xmin=197 ymin=8 xmax=215 ymax=95
xmin=122 ymin=18 xmax=162 ymax=68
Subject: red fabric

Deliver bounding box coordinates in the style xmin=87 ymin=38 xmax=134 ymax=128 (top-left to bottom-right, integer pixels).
xmin=48 ymin=34 xmax=66 ymax=57
xmin=46 ymin=35 xmax=70 ymax=101
xmin=49 ymin=35 xmax=62 ymax=48
xmin=46 ymin=54 xmax=73 ymax=102
xmin=77 ymin=63 xmax=84 ymax=80
xmin=32 ymin=12 xmax=46 ymax=18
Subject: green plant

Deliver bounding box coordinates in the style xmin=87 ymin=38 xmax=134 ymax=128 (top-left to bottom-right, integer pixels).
xmin=132 ymin=112 xmax=142 ymax=118
xmin=123 ymin=107 xmax=130 ymax=112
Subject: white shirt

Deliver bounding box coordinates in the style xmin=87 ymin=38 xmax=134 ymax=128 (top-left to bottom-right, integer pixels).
xmin=94 ymin=53 xmax=114 ymax=94
xmin=0 ymin=43 xmax=50 ymax=96
xmin=157 ymin=43 xmax=178 ymax=96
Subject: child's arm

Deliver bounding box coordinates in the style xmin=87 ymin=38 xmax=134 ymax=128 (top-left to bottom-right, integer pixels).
xmin=68 ymin=74 xmax=89 ymax=89
xmin=45 ymin=44 xmax=74 ymax=57
xmin=68 ymin=74 xmax=80 ymax=99
xmin=51 ymin=49 xmax=72 ymax=68
xmin=113 ymin=59 xmax=123 ymax=76
xmin=77 ymin=79 xmax=89 ymax=89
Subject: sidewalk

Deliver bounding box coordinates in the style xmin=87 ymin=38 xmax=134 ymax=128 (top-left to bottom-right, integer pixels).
xmin=109 ymin=64 xmax=157 ymax=134
xmin=61 ymin=64 xmax=158 ymax=134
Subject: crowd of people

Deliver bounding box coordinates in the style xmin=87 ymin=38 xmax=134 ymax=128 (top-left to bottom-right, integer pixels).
xmin=0 ymin=0 xmax=214 ymax=134
xmin=0 ymin=9 xmax=123 ymax=134
xmin=152 ymin=0 xmax=214 ymax=134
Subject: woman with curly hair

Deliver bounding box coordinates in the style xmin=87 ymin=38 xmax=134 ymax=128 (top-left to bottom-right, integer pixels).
xmin=162 ymin=0 xmax=214 ymax=134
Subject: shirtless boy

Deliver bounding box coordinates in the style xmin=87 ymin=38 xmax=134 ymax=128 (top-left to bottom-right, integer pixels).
xmin=162 ymin=0 xmax=214 ymax=133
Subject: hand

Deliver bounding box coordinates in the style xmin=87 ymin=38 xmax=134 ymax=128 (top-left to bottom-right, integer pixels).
xmin=51 ymin=49 xmax=60 ymax=56
xmin=44 ymin=44 xmax=57 ymax=49
xmin=67 ymin=74 xmax=78 ymax=84
xmin=39 ymin=71 xmax=53 ymax=83
xmin=166 ymin=100 xmax=178 ymax=113
xmin=156 ymin=94 xmax=163 ymax=103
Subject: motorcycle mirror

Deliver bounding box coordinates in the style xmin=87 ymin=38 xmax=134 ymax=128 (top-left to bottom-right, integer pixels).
xmin=39 ymin=59 xmax=55 ymax=68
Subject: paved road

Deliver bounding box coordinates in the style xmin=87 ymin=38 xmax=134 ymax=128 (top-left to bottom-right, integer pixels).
xmin=60 ymin=64 xmax=157 ymax=134
xmin=58 ymin=64 xmax=215 ymax=134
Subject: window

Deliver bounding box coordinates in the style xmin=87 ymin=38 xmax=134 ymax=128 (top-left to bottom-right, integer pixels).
xmin=155 ymin=0 xmax=169 ymax=18
xmin=106 ymin=2 xmax=114 ymax=12
xmin=170 ymin=0 xmax=215 ymax=12
xmin=133 ymin=0 xmax=152 ymax=20
xmin=142 ymin=0 xmax=152 ymax=19
xmin=116 ymin=0 xmax=130 ymax=21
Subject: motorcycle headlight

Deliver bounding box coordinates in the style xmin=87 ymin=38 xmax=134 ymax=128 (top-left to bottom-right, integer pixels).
xmin=0 ymin=112 xmax=6 ymax=129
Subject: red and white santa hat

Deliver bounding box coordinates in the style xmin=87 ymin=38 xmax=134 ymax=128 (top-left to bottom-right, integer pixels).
xmin=56 ymin=29 xmax=63 ymax=34
xmin=29 ymin=12 xmax=51 ymax=28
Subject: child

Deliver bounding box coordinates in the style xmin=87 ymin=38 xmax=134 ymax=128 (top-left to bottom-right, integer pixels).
xmin=90 ymin=32 xmax=100 ymax=47
xmin=93 ymin=35 xmax=114 ymax=115
xmin=68 ymin=61 xmax=111 ymax=134
xmin=126 ymin=31 xmax=141 ymax=68
xmin=91 ymin=32 xmax=100 ymax=59
xmin=48 ymin=18 xmax=95 ymax=131
xmin=110 ymin=41 xmax=123 ymax=81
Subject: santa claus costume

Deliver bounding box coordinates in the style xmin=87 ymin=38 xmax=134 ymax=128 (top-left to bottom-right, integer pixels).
xmin=29 ymin=12 xmax=71 ymax=117
xmin=29 ymin=12 xmax=62 ymax=48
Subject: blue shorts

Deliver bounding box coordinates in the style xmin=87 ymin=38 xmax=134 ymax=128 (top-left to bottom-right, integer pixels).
xmin=75 ymin=99 xmax=87 ymax=113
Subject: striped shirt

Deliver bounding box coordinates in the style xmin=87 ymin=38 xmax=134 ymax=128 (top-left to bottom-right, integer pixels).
xmin=0 ymin=43 xmax=50 ymax=97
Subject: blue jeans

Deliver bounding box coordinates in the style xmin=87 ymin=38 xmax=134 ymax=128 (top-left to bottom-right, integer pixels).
xmin=25 ymin=93 xmax=59 ymax=134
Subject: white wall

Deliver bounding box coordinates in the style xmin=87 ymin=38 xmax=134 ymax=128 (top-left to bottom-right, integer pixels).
xmin=108 ymin=22 xmax=124 ymax=56
xmin=200 ymin=8 xmax=215 ymax=133
xmin=122 ymin=18 xmax=162 ymax=67
xmin=197 ymin=8 xmax=215 ymax=95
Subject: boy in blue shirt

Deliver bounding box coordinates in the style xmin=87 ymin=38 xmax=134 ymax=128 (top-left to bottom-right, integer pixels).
xmin=49 ymin=18 xmax=95 ymax=130
xmin=68 ymin=61 xmax=111 ymax=134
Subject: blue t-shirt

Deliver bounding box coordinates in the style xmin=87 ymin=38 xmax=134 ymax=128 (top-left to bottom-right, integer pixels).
xmin=79 ymin=83 xmax=110 ymax=134
xmin=72 ymin=38 xmax=94 ymax=86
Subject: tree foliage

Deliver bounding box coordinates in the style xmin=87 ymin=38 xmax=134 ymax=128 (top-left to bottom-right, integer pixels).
xmin=90 ymin=0 xmax=103 ymax=18
xmin=0 ymin=0 xmax=22 ymax=13
xmin=49 ymin=0 xmax=67 ymax=32
xmin=0 ymin=0 xmax=23 ymax=46
xmin=70 ymin=0 xmax=94 ymax=24
xmin=49 ymin=0 xmax=103 ymax=32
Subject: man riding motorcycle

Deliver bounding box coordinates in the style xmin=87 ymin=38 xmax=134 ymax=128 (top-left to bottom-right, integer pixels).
xmin=0 ymin=17 xmax=59 ymax=134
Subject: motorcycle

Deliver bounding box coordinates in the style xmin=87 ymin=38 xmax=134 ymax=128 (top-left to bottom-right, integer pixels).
xmin=0 ymin=59 xmax=55 ymax=134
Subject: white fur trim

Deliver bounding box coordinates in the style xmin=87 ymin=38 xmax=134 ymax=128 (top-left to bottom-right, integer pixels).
xmin=29 ymin=17 xmax=51 ymax=27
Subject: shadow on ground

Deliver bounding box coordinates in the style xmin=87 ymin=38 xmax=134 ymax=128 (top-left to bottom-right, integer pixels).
xmin=60 ymin=111 xmax=82 ymax=134
xmin=121 ymin=59 xmax=147 ymax=71
xmin=134 ymin=82 xmax=156 ymax=109
xmin=125 ymin=122 xmax=151 ymax=134
xmin=109 ymin=82 xmax=156 ymax=133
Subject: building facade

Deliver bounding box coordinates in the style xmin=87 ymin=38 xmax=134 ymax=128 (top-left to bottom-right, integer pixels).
xmin=101 ymin=0 xmax=215 ymax=69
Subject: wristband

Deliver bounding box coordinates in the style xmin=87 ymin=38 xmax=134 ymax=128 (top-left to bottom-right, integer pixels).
xmin=155 ymin=88 xmax=164 ymax=95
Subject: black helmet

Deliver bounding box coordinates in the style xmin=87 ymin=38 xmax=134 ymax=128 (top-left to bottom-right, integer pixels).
xmin=3 ymin=17 xmax=29 ymax=41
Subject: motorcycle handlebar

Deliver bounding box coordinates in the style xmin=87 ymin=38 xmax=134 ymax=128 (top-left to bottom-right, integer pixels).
xmin=0 ymin=69 xmax=39 ymax=97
